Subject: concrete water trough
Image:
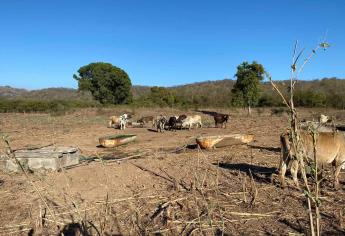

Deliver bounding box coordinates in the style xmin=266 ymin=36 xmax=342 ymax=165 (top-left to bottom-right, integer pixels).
xmin=0 ymin=146 xmax=80 ymax=172
xmin=99 ymin=134 xmax=137 ymax=148
xmin=196 ymin=134 xmax=254 ymax=149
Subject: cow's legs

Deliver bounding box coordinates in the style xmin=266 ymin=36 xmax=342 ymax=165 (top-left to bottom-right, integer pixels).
xmin=279 ymin=157 xmax=287 ymax=188
xmin=334 ymin=164 xmax=342 ymax=190
xmin=279 ymin=143 xmax=292 ymax=188
xmin=290 ymin=159 xmax=299 ymax=188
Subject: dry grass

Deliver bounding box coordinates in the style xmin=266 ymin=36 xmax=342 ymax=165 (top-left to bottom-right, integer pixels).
xmin=0 ymin=107 xmax=345 ymax=235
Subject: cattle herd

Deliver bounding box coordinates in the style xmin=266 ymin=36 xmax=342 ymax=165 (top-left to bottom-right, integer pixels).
xmin=108 ymin=112 xmax=345 ymax=189
xmin=108 ymin=113 xmax=230 ymax=131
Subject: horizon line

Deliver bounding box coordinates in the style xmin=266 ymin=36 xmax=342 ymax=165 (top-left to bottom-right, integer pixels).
xmin=0 ymin=76 xmax=343 ymax=91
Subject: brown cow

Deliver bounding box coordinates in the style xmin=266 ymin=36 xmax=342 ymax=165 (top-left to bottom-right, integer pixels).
xmin=279 ymin=130 xmax=345 ymax=189
xmin=108 ymin=116 xmax=120 ymax=128
xmin=214 ymin=114 xmax=229 ymax=128
xmin=177 ymin=114 xmax=187 ymax=122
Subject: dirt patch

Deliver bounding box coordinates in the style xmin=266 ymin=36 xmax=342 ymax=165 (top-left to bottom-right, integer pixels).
xmin=0 ymin=108 xmax=344 ymax=235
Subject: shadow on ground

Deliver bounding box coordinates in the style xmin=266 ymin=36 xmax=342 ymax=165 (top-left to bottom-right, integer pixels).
xmin=215 ymin=162 xmax=277 ymax=183
xmin=249 ymin=145 xmax=281 ymax=153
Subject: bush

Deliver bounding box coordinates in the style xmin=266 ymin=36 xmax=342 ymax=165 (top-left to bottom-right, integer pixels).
xmin=258 ymin=94 xmax=282 ymax=107
xmin=0 ymin=99 xmax=99 ymax=114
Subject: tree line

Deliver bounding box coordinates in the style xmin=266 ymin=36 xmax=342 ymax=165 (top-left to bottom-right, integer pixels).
xmin=1 ymin=61 xmax=344 ymax=114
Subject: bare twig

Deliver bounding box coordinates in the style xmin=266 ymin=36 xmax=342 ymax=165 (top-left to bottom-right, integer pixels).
xmin=1 ymin=136 xmax=59 ymax=228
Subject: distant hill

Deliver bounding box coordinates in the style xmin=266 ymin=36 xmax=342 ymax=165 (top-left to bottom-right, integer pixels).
xmin=0 ymin=85 xmax=152 ymax=100
xmin=131 ymin=85 xmax=151 ymax=98
xmin=0 ymin=86 xmax=94 ymax=101
xmin=0 ymin=86 xmax=28 ymax=98
xmin=0 ymin=81 xmax=234 ymax=101
xmin=1 ymin=77 xmax=345 ymax=108
xmin=169 ymin=79 xmax=236 ymax=106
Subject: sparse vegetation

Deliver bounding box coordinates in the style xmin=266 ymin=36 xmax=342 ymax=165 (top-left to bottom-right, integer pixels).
xmin=0 ymin=98 xmax=99 ymax=114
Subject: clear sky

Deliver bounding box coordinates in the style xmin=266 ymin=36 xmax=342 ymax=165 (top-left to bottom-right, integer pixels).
xmin=0 ymin=0 xmax=344 ymax=89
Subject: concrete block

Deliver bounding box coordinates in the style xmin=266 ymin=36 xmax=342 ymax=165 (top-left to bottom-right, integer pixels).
xmin=0 ymin=146 xmax=80 ymax=173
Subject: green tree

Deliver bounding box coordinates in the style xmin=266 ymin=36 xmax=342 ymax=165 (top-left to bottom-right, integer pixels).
xmin=148 ymin=86 xmax=176 ymax=107
xmin=73 ymin=62 xmax=132 ymax=104
xmin=231 ymin=61 xmax=267 ymax=115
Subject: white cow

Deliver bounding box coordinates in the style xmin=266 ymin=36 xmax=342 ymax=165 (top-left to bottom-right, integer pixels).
xmin=119 ymin=114 xmax=128 ymax=130
xmin=182 ymin=115 xmax=202 ymax=130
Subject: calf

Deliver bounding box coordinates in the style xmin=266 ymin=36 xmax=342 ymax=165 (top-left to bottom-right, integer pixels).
xmin=214 ymin=114 xmax=229 ymax=128
xmin=279 ymin=130 xmax=345 ymax=189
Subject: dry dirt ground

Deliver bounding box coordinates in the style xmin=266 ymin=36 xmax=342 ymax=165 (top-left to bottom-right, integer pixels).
xmin=0 ymin=107 xmax=345 ymax=235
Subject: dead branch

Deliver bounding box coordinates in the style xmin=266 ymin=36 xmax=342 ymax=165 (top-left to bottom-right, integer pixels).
xmin=270 ymin=39 xmax=329 ymax=236
xmin=1 ymin=136 xmax=60 ymax=228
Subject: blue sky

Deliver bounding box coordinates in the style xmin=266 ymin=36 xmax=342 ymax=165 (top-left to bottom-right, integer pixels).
xmin=0 ymin=0 xmax=344 ymax=89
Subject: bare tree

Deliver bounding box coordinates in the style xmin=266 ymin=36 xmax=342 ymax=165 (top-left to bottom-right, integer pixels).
xmin=269 ymin=40 xmax=330 ymax=236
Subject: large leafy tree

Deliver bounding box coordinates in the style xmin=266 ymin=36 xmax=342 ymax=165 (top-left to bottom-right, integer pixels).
xmin=73 ymin=62 xmax=132 ymax=104
xmin=232 ymin=61 xmax=267 ymax=114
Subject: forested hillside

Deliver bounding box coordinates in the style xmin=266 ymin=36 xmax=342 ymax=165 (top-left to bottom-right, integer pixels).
xmin=1 ymin=77 xmax=345 ymax=112
xmin=132 ymin=77 xmax=345 ymax=109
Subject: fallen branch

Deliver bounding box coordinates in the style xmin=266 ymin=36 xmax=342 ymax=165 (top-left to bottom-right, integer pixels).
xmin=151 ymin=197 xmax=189 ymax=221
xmin=131 ymin=163 xmax=176 ymax=184
xmin=227 ymin=211 xmax=278 ymax=217
xmin=95 ymin=194 xmax=167 ymax=205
